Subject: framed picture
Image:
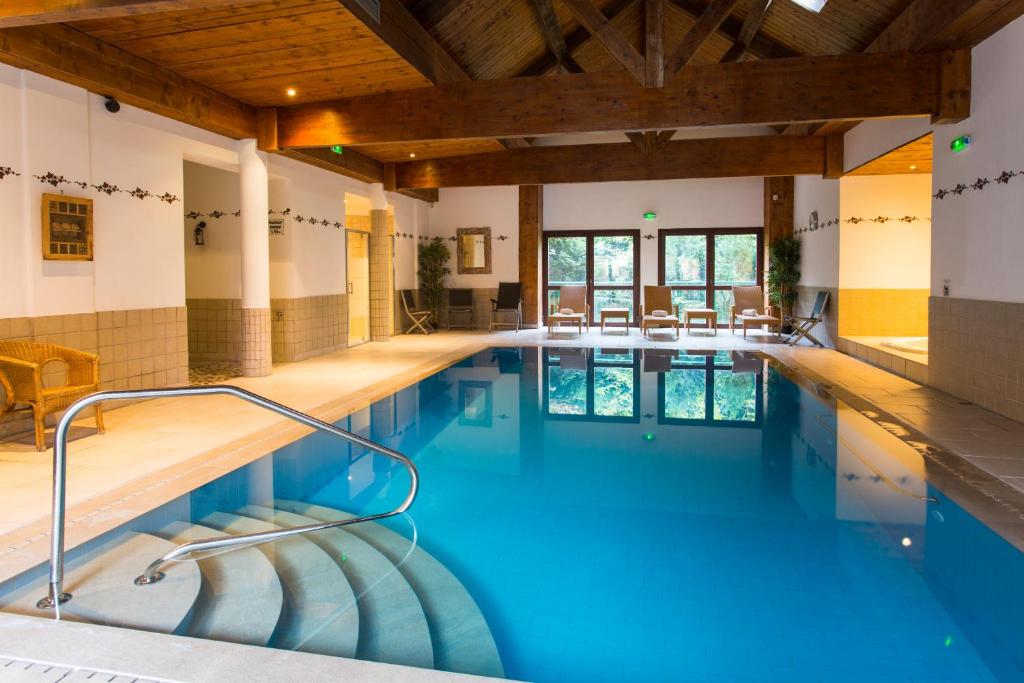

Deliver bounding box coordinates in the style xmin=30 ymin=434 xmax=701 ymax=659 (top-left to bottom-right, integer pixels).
xmin=458 ymin=380 xmax=493 ymax=427
xmin=42 ymin=193 xmax=93 ymax=261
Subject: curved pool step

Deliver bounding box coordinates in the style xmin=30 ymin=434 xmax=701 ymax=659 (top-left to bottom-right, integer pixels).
xmin=156 ymin=521 xmax=284 ymax=646
xmin=202 ymin=511 xmax=359 ymax=659
xmin=241 ymin=505 xmax=434 ymax=671
xmin=0 ymin=532 xmax=200 ymax=634
xmin=275 ymin=500 xmax=504 ymax=679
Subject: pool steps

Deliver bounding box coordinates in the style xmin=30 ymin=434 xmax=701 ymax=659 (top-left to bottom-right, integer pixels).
xmin=0 ymin=502 xmax=504 ymax=679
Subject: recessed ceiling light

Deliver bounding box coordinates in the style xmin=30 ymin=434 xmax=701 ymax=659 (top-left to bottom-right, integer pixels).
xmin=409 ymin=152 xmax=416 ymax=158
xmin=286 ymin=87 xmax=297 ymax=97
xmin=790 ymin=0 xmax=828 ymax=12
xmin=909 ymin=164 xmax=917 ymax=170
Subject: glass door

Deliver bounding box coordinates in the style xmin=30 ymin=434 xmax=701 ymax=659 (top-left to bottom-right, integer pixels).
xmin=346 ymin=230 xmax=370 ymax=346
xmin=543 ymin=230 xmax=640 ymax=325
xmin=659 ymin=228 xmax=762 ymax=326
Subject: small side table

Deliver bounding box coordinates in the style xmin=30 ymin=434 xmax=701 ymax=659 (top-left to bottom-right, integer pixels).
xmin=600 ymin=307 xmax=630 ymax=333
xmin=684 ymin=308 xmax=718 ymax=335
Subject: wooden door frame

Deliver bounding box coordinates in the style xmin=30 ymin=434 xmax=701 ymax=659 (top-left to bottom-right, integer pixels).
xmin=657 ymin=227 xmax=764 ymax=327
xmin=542 ymin=229 xmax=642 ymax=326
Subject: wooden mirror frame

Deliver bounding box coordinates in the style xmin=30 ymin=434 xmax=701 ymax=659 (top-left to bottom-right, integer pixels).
xmin=456 ymin=227 xmax=492 ymax=275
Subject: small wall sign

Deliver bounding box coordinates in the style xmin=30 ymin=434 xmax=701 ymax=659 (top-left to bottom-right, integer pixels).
xmin=269 ymin=218 xmax=284 ymax=235
xmin=42 ymin=193 xmax=93 ymax=261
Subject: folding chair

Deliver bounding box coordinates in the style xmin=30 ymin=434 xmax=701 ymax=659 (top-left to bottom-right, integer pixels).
xmin=401 ymin=289 xmax=433 ymax=334
xmin=490 ymin=282 xmax=523 ymax=331
xmin=785 ymin=291 xmax=830 ymax=347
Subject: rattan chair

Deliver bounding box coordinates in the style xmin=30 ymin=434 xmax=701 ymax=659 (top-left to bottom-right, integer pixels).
xmin=0 ymin=341 xmax=104 ymax=451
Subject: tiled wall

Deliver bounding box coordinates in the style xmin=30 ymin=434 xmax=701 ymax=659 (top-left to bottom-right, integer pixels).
xmin=399 ymin=288 xmax=502 ymax=333
xmin=186 ymin=299 xmax=241 ymax=362
xmin=837 ymin=289 xmax=929 ymax=337
xmin=0 ymin=307 xmax=188 ymax=439
xmin=929 ymin=296 xmax=1024 ymax=423
xmin=836 ymin=337 xmax=929 ymax=385
xmin=793 ymin=286 xmax=839 ymax=348
xmin=271 ymin=294 xmax=347 ymax=362
xmin=241 ymin=308 xmax=272 ymax=377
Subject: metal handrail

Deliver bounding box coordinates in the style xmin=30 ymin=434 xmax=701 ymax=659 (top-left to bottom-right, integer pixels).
xmin=36 ymin=385 xmax=419 ymax=611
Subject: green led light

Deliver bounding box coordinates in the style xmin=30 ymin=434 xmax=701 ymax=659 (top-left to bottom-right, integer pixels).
xmin=330 ymin=144 xmax=344 ymax=155
xmin=643 ymin=432 xmax=656 ymax=442
xmin=950 ymin=135 xmax=971 ymax=153
xmin=944 ymin=636 xmax=954 ymax=648
xmin=643 ymin=211 xmax=657 ymax=221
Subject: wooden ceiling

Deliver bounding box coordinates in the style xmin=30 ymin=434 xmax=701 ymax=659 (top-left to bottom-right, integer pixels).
xmin=847 ymin=132 xmax=933 ymax=175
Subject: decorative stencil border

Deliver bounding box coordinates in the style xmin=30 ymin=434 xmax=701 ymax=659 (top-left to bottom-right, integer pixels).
xmin=934 ymin=169 xmax=1023 ymax=200
xmin=796 ymin=215 xmax=929 ymax=235
xmin=186 ymin=207 xmax=344 ymax=230
xmin=0 ymin=164 xmax=180 ymax=203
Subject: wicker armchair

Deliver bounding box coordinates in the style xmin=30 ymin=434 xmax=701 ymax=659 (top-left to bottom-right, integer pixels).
xmin=0 ymin=341 xmax=104 ymax=451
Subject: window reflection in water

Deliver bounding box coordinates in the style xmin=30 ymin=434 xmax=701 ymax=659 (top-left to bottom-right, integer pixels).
xmin=543 ymin=348 xmax=639 ymax=421
xmin=547 ymin=364 xmax=587 ymax=415
xmin=658 ymin=352 xmax=762 ymax=426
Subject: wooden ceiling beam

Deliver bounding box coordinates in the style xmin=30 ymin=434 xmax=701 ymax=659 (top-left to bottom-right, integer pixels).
xmin=666 ymin=0 xmax=741 ymax=76
xmin=562 ymin=0 xmax=648 ymax=85
xmin=518 ymin=0 xmax=636 ymax=77
xmin=644 ymin=0 xmax=665 ymax=87
xmin=276 ymin=51 xmax=953 ymax=147
xmin=394 ymin=135 xmax=828 ymax=188
xmin=667 ymin=0 xmax=796 ymax=59
xmin=406 ymin=0 xmax=464 ymax=31
xmin=533 ymin=0 xmax=584 ymax=74
xmin=720 ymin=0 xmax=773 ymax=62
xmin=0 ymin=23 xmax=256 ymax=138
xmin=0 ymin=0 xmax=267 ymax=27
xmin=867 ymin=0 xmax=1024 ymax=52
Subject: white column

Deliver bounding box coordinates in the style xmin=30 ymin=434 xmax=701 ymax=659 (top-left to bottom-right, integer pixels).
xmin=238 ymin=139 xmax=271 ymax=376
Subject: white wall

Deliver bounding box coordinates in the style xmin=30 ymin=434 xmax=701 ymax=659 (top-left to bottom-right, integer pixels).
xmin=0 ymin=62 xmax=430 ymax=320
xmin=845 ymin=118 xmax=932 ymax=173
xmin=184 ymin=161 xmax=241 ymax=299
xmin=838 ymin=174 xmax=932 ymax=289
xmin=425 ymin=186 xmax=520 ymax=288
xmin=794 ymin=175 xmax=840 ymax=288
xmin=931 ymin=14 xmax=1024 ymax=302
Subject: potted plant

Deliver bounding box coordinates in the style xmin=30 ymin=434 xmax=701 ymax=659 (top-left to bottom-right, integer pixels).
xmin=417 ymin=237 xmax=451 ymax=328
xmin=767 ymin=235 xmax=801 ymax=332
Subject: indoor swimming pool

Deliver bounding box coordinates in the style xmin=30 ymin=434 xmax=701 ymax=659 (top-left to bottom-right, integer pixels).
xmin=2 ymin=347 xmax=1022 ymax=682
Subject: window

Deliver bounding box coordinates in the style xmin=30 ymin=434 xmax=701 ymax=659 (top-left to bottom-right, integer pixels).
xmin=659 ymin=228 xmax=763 ymax=326
xmin=790 ymin=0 xmax=828 ymax=12
xmin=544 ymin=231 xmax=640 ymax=325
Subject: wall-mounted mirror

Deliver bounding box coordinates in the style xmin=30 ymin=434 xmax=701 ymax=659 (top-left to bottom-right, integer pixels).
xmin=457 ymin=227 xmax=492 ymax=274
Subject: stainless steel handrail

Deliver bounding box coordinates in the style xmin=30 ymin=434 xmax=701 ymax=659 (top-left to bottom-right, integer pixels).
xmin=36 ymin=385 xmax=419 ymax=611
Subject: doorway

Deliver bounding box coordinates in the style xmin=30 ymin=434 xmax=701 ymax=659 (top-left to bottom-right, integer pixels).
xmin=347 ymin=230 xmax=370 ymax=346
xmin=543 ymin=230 xmax=640 ymax=325
xmin=658 ymin=228 xmax=763 ymax=326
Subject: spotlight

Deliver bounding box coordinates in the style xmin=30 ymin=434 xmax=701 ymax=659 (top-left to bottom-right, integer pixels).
xmin=103 ymin=96 xmax=121 ymax=113
xmin=409 ymin=152 xmax=416 ymax=158
xmin=286 ymin=87 xmax=297 ymax=98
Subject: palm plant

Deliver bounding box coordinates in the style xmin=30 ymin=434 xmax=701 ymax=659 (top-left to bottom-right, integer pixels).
xmin=417 ymin=237 xmax=451 ymax=326
xmin=767 ymin=236 xmax=801 ymax=324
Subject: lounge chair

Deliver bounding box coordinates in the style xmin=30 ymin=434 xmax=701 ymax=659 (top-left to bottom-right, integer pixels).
xmin=640 ymin=286 xmax=679 ymax=339
xmin=490 ymin=282 xmax=523 ymax=331
xmin=401 ymin=289 xmax=433 ymax=334
xmin=0 ymin=341 xmax=104 ymax=451
xmin=447 ymin=288 xmax=476 ymax=329
xmin=785 ymin=291 xmax=829 ymax=347
xmin=547 ymin=285 xmax=590 ymax=336
xmin=643 ymin=348 xmax=678 ymax=373
xmin=729 ymin=286 xmax=781 ymax=339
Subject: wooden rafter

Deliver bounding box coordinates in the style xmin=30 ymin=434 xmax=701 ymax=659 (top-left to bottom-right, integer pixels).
xmin=276 ymin=51 xmax=955 ymax=147
xmin=0 ymin=0 xmax=267 ymax=27
xmin=562 ymin=0 xmax=648 ymax=85
xmin=406 ymin=0 xmax=464 ymax=30
xmin=625 ymin=129 xmax=675 ymax=153
xmin=667 ymin=0 xmax=795 ymax=59
xmin=867 ymin=0 xmax=1024 ymax=52
xmin=644 ymin=0 xmax=665 ymax=87
xmin=394 ymin=135 xmax=829 ymax=188
xmin=720 ymin=0 xmax=773 ymax=62
xmin=519 ymin=0 xmax=637 ymax=77
xmin=533 ymin=0 xmax=583 ymax=73
xmin=666 ymin=0 xmax=741 ymax=77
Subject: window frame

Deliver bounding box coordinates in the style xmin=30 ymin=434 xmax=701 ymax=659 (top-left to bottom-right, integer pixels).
xmin=656 ymin=353 xmax=764 ymax=428
xmin=657 ymin=227 xmax=764 ymax=327
xmin=541 ymin=347 xmax=641 ymax=423
xmin=543 ymin=229 xmax=641 ymax=326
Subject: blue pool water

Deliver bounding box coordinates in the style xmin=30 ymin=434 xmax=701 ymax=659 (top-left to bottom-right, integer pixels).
xmin=19 ymin=347 xmax=1024 ymax=682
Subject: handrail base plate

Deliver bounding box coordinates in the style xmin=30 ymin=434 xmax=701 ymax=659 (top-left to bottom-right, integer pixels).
xmin=133 ymin=571 xmax=165 ymax=586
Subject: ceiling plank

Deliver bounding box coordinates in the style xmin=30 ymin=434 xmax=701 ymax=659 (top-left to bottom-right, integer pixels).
xmin=720 ymin=0 xmax=772 ymax=62
xmin=0 ymin=0 xmax=268 ymax=27
xmin=562 ymin=0 xmax=648 ymax=85
xmin=394 ymin=135 xmax=827 ymax=188
xmin=406 ymin=0 xmax=464 ymax=30
xmin=667 ymin=0 xmax=795 ymax=60
xmin=533 ymin=0 xmax=584 ymax=73
xmin=0 ymin=23 xmax=255 ymax=138
xmin=666 ymin=0 xmax=741 ymax=77
xmin=867 ymin=0 xmax=1024 ymax=52
xmin=519 ymin=0 xmax=636 ymax=77
xmin=644 ymin=0 xmax=665 ymax=87
xmin=276 ymin=51 xmax=952 ymax=147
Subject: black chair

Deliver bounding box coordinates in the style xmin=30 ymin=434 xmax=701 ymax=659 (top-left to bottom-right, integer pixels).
xmin=785 ymin=291 xmax=830 ymax=347
xmin=448 ymin=288 xmax=476 ymax=329
xmin=490 ymin=282 xmax=523 ymax=331
xmin=401 ymin=290 xmax=433 ymax=334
